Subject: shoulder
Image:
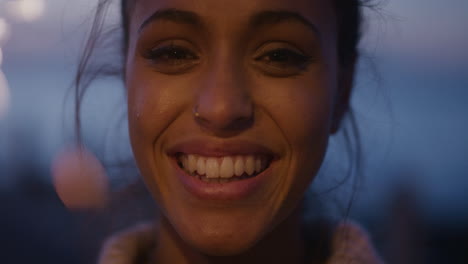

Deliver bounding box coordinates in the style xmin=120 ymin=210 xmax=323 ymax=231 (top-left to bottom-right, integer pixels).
xmin=326 ymin=220 xmax=385 ymax=264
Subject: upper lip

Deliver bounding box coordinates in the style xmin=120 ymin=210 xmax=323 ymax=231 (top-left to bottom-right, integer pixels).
xmin=166 ymin=138 xmax=279 ymax=159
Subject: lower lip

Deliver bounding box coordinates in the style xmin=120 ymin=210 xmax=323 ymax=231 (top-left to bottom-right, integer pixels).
xmin=170 ymin=157 xmax=273 ymax=201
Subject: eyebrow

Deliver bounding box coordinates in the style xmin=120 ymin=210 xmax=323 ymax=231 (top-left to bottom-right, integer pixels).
xmin=249 ymin=10 xmax=320 ymax=37
xmin=138 ymin=8 xmax=202 ymax=33
xmin=139 ymin=8 xmax=320 ymax=37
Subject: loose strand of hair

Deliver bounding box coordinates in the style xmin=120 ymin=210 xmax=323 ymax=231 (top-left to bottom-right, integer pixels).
xmin=74 ymin=0 xmax=114 ymax=145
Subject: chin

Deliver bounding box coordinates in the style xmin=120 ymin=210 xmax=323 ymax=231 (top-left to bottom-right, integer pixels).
xmin=168 ymin=210 xmax=270 ymax=257
xmin=186 ymin=229 xmax=261 ymax=256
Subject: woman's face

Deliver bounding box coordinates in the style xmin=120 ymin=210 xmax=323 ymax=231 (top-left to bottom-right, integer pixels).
xmin=126 ymin=0 xmax=346 ymax=256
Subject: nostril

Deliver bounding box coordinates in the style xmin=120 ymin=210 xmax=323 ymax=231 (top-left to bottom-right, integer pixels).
xmin=192 ymin=87 xmax=254 ymax=133
xmin=224 ymin=115 xmax=254 ymax=131
xmin=193 ymin=107 xmax=254 ymax=136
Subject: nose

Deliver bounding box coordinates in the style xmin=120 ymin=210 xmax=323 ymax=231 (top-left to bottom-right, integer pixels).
xmin=194 ymin=61 xmax=253 ymax=136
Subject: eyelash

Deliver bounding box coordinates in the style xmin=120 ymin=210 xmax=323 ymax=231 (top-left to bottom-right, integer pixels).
xmin=143 ymin=44 xmax=200 ymax=72
xmin=254 ymin=48 xmax=313 ymax=72
xmin=142 ymin=45 xmax=313 ymax=76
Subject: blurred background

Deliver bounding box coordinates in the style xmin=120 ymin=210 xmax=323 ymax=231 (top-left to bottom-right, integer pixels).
xmin=0 ymin=0 xmax=467 ymax=263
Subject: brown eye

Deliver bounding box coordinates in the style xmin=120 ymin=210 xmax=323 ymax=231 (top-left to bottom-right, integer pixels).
xmin=143 ymin=44 xmax=200 ymax=74
xmin=256 ymin=48 xmax=312 ymax=68
xmin=254 ymin=48 xmax=313 ymax=76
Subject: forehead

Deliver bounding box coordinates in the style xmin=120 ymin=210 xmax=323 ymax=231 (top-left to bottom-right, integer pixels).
xmin=128 ymin=0 xmax=335 ymax=35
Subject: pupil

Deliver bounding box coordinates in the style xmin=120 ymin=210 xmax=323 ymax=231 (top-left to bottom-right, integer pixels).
xmin=272 ymin=51 xmax=287 ymax=61
xmin=172 ymin=50 xmax=183 ymax=59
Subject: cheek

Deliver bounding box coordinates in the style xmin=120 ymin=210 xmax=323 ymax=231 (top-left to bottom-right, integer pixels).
xmin=258 ymin=68 xmax=336 ymax=204
xmin=127 ymin=79 xmax=160 ymax=163
xmin=261 ymin=70 xmax=335 ymax=154
xmin=290 ymin=89 xmax=333 ymax=155
xmin=285 ymin=82 xmax=333 ymax=181
xmin=127 ymin=66 xmax=192 ymax=146
xmin=126 ymin=68 xmax=185 ymax=180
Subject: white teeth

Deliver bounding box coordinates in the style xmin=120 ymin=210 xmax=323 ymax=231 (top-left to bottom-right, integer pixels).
xmin=220 ymin=157 xmax=234 ymax=178
xmin=205 ymin=158 xmax=219 ymax=178
xmin=188 ymin=155 xmax=197 ymax=174
xmin=255 ymin=159 xmax=261 ymax=173
xmin=196 ymin=156 xmax=206 ymax=175
xmin=179 ymin=154 xmax=269 ymax=179
xmin=245 ymin=156 xmax=255 ymax=176
xmin=234 ymin=156 xmax=244 ymax=176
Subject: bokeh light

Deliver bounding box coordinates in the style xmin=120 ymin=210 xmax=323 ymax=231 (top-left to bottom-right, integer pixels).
xmin=51 ymin=146 xmax=109 ymax=210
xmin=0 ymin=18 xmax=10 ymax=44
xmin=6 ymin=0 xmax=45 ymax=22
xmin=0 ymin=67 xmax=10 ymax=120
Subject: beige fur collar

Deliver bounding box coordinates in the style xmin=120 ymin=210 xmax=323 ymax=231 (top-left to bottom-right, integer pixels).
xmin=98 ymin=221 xmax=384 ymax=264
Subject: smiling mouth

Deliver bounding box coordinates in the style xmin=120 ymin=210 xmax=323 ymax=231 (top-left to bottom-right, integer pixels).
xmin=176 ymin=153 xmax=273 ymax=183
